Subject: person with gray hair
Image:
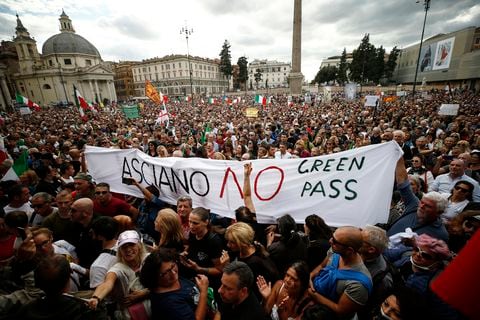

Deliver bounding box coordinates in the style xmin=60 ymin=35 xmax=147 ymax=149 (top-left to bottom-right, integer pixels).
xmin=358 ymin=225 xmax=393 ymax=320
xmin=388 ymin=157 xmax=449 ymax=242
xmin=393 ymin=129 xmax=413 ymax=162
xmin=29 ymin=192 xmax=57 ymax=226
xmin=217 ymin=261 xmax=267 ymax=320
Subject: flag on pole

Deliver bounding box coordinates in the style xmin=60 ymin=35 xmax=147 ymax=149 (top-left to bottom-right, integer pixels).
xmin=73 ymin=85 xmax=90 ymax=119
xmin=184 ymin=96 xmax=191 ymax=102
xmin=255 ymin=94 xmax=266 ymax=106
xmin=156 ymin=103 xmax=170 ymax=127
xmin=15 ymin=93 xmax=40 ymax=111
xmin=208 ymin=98 xmax=216 ymax=104
xmin=200 ymin=123 xmax=211 ymax=144
xmin=145 ymin=80 xmax=162 ymax=104
xmin=1 ymin=150 xmax=28 ymax=181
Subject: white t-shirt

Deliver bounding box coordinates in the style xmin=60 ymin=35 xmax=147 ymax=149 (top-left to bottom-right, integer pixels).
xmin=90 ymin=245 xmax=119 ymax=289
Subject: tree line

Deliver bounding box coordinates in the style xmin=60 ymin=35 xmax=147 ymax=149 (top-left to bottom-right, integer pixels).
xmin=313 ymin=34 xmax=400 ymax=86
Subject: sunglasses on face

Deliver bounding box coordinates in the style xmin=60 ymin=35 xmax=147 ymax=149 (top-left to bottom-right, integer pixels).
xmin=331 ymin=236 xmax=349 ymax=247
xmin=95 ymin=191 xmax=109 ymax=195
xmin=413 ymin=246 xmax=434 ymax=260
xmin=31 ymin=203 xmax=45 ymax=209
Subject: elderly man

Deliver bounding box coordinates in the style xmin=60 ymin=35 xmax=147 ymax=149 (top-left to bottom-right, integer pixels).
xmin=309 ymin=226 xmax=372 ymax=318
xmin=72 ymin=173 xmax=95 ymax=200
xmin=393 ymin=130 xmax=413 ymax=161
xmin=177 ymin=195 xmax=192 ymax=238
xmin=70 ymin=198 xmax=102 ymax=268
xmin=358 ymin=225 xmax=393 ymax=320
xmin=388 ymin=158 xmax=449 ymax=242
xmin=429 ymin=159 xmax=480 ymax=201
xmin=29 ymin=192 xmax=57 ymax=226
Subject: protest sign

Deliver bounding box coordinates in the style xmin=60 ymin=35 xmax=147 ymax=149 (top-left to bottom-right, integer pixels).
xmin=438 ymin=104 xmax=459 ymax=116
xmin=85 ymin=142 xmax=402 ymax=227
xmin=122 ymin=105 xmax=140 ymax=119
xmin=364 ymin=95 xmax=379 ymax=107
xmin=19 ymin=107 xmax=32 ymax=115
xmin=245 ymin=107 xmax=259 ymax=118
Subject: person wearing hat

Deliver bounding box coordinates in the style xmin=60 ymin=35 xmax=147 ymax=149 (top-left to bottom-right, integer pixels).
xmin=88 ymin=230 xmax=150 ymax=318
xmin=72 ymin=173 xmax=95 ymax=200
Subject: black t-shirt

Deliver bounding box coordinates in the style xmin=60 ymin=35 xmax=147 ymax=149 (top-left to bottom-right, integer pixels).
xmin=219 ymin=292 xmax=268 ymax=320
xmin=239 ymin=250 xmax=280 ymax=301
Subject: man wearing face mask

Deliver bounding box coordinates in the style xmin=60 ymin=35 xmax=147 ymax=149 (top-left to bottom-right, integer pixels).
xmin=404 ymin=234 xmax=461 ymax=320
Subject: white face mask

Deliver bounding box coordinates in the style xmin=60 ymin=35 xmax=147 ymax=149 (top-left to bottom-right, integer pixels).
xmin=410 ymin=255 xmax=437 ymax=271
xmin=379 ymin=306 xmax=395 ymax=320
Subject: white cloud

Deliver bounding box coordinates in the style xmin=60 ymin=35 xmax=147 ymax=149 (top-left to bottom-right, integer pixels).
xmin=0 ymin=0 xmax=477 ymax=82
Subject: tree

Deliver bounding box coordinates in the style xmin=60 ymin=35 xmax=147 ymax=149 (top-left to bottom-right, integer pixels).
xmin=370 ymin=45 xmax=385 ymax=84
xmin=254 ymin=68 xmax=263 ymax=89
xmin=219 ymin=40 xmax=233 ymax=91
xmin=313 ymin=65 xmax=338 ymax=84
xmin=237 ymin=56 xmax=249 ymax=91
xmin=384 ymin=46 xmax=400 ymax=80
xmin=350 ymin=34 xmax=376 ymax=84
xmin=337 ymin=48 xmax=349 ymax=85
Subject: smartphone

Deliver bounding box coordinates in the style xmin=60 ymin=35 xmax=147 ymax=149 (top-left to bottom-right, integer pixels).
xmin=17 ymin=227 xmax=27 ymax=240
xmin=122 ymin=177 xmax=134 ymax=185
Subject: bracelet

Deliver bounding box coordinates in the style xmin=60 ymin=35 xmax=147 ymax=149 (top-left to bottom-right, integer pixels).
xmin=92 ymin=295 xmax=102 ymax=302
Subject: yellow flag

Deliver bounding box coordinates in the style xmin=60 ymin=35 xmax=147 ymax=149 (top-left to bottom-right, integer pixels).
xmin=145 ymin=80 xmax=162 ymax=104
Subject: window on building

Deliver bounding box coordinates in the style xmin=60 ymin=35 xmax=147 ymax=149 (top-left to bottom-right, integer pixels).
xmin=85 ymin=59 xmax=92 ymax=66
xmin=42 ymin=84 xmax=51 ymax=89
xmin=48 ymin=60 xmax=53 ymax=66
xmin=64 ymin=58 xmax=72 ymax=65
xmin=155 ymin=66 xmax=157 ymax=71
xmin=143 ymin=67 xmax=146 ymax=72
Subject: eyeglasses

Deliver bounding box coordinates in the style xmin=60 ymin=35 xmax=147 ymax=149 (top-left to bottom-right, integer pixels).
xmin=413 ymin=246 xmax=434 ymax=260
xmin=412 ymin=160 xmax=421 ymax=163
xmin=331 ymin=236 xmax=349 ymax=247
xmin=159 ymin=263 xmax=177 ymax=278
xmin=31 ymin=203 xmax=45 ymax=209
xmin=454 ymin=186 xmax=470 ymax=193
xmin=95 ymin=191 xmax=109 ymax=195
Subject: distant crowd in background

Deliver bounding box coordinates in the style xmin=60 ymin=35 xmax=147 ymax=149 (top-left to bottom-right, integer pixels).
xmin=0 ymin=87 xmax=479 ymax=320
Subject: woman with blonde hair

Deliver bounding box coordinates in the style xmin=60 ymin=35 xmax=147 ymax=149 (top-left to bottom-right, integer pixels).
xmin=223 ymin=222 xmax=279 ymax=300
xmin=154 ymin=208 xmax=185 ymax=253
xmin=156 ymin=145 xmax=169 ymax=158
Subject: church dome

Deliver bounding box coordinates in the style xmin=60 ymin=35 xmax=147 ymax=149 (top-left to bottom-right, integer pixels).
xmin=42 ymin=33 xmax=100 ymax=57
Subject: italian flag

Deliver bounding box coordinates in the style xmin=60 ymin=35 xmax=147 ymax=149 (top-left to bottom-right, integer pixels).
xmin=1 ymin=150 xmax=28 ymax=182
xmin=208 ymin=98 xmax=216 ymax=104
xmin=255 ymin=94 xmax=266 ymax=106
xmin=185 ymin=96 xmax=191 ymax=102
xmin=73 ymin=85 xmax=90 ymax=119
xmin=15 ymin=93 xmax=40 ymax=111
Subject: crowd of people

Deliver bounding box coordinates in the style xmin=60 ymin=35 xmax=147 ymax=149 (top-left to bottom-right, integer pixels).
xmin=0 ymin=87 xmax=479 ymax=320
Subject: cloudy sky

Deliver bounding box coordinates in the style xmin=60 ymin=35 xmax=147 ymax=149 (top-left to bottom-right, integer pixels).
xmin=0 ymin=0 xmax=478 ymax=81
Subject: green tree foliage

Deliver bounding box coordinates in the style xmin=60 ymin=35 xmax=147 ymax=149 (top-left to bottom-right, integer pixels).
xmin=384 ymin=46 xmax=400 ymax=80
xmin=313 ymin=65 xmax=338 ymax=84
xmin=219 ymin=40 xmax=232 ymax=89
xmin=237 ymin=56 xmax=249 ymax=90
xmin=337 ymin=48 xmax=349 ymax=85
xmin=350 ymin=34 xmax=376 ymax=84
xmin=370 ymin=45 xmax=385 ymax=84
xmin=254 ymin=68 xmax=263 ymax=88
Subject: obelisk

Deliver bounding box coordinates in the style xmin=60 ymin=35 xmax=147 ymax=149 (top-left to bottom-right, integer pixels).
xmin=289 ymin=0 xmax=304 ymax=95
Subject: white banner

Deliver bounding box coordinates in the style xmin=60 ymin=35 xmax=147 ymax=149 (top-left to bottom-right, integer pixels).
xmin=345 ymin=83 xmax=357 ymax=100
xmin=85 ymin=142 xmax=403 ymax=227
xmin=438 ymin=104 xmax=459 ymax=116
xmin=364 ymin=95 xmax=379 ymax=107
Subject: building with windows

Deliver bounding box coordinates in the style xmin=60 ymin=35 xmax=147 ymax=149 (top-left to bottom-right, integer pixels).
xmin=113 ymin=61 xmax=136 ymax=102
xmin=319 ymin=53 xmax=353 ymax=69
xmin=247 ymin=59 xmax=291 ymax=89
xmin=394 ymin=26 xmax=480 ymax=91
xmin=131 ymin=54 xmax=229 ymax=97
xmin=9 ymin=11 xmax=116 ymax=108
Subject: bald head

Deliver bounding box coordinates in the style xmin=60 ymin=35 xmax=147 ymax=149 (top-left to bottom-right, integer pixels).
xmin=335 ymin=226 xmax=363 ymax=251
xmin=70 ymin=198 xmax=94 ymax=226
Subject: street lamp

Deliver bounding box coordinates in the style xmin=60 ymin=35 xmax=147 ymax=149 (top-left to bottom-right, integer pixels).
xmin=412 ymin=0 xmax=431 ymax=100
xmin=180 ymin=22 xmax=194 ymax=108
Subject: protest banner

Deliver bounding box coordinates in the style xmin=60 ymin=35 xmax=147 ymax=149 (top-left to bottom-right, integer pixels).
xmin=438 ymin=104 xmax=459 ymax=116
xmin=122 ymin=105 xmax=140 ymax=119
xmin=245 ymin=107 xmax=259 ymax=118
xmin=85 ymin=141 xmax=402 ymax=227
xmin=364 ymin=95 xmax=379 ymax=107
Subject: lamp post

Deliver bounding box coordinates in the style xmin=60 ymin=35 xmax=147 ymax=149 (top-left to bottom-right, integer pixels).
xmin=412 ymin=0 xmax=431 ymax=100
xmin=180 ymin=22 xmax=194 ymax=108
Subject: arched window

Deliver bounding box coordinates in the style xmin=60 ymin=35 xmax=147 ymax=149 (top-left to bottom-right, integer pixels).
xmin=42 ymin=84 xmax=51 ymax=90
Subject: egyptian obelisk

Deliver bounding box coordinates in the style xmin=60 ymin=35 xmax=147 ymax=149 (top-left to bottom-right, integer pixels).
xmin=289 ymin=0 xmax=303 ymax=95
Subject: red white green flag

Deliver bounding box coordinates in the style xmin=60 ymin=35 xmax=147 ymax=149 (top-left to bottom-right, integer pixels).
xmin=73 ymin=85 xmax=90 ymax=119
xmin=15 ymin=93 xmax=40 ymax=111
